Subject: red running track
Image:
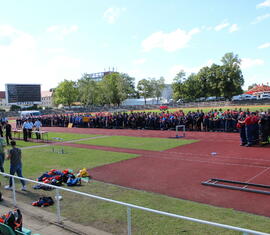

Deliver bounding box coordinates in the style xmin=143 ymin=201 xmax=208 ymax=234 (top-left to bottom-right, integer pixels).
xmin=45 ymin=127 xmax=270 ymax=217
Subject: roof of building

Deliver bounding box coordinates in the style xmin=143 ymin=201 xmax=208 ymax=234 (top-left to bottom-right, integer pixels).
xmin=41 ymin=90 xmax=53 ymax=97
xmin=245 ymin=84 xmax=270 ymax=94
xmin=0 ymin=91 xmax=5 ymax=99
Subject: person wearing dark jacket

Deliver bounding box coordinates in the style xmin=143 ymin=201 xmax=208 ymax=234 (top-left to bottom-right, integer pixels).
xmin=4 ymin=140 xmax=26 ymax=191
xmin=5 ymin=121 xmax=12 ymax=145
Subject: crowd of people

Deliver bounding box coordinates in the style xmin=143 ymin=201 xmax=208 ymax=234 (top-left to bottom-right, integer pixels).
xmin=14 ymin=108 xmax=270 ymax=146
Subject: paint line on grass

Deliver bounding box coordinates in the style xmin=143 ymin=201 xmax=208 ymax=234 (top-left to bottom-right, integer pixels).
xmin=63 ymin=135 xmax=109 ymax=143
xmin=21 ymin=135 xmax=108 ymax=150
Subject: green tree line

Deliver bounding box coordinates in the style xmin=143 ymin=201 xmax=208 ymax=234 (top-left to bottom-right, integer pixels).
xmin=172 ymin=52 xmax=244 ymax=101
xmin=53 ymin=73 xmax=166 ymax=107
xmin=53 ymin=52 xmax=245 ymax=107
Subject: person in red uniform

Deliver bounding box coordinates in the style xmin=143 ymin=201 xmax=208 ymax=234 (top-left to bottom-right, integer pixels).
xmin=244 ymin=113 xmax=253 ymax=147
xmin=251 ymin=112 xmax=260 ymax=144
xmin=237 ymin=112 xmax=247 ymax=146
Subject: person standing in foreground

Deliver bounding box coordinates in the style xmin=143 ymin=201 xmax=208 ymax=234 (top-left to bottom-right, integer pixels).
xmin=0 ymin=137 xmax=6 ymax=172
xmin=4 ymin=140 xmax=26 ymax=191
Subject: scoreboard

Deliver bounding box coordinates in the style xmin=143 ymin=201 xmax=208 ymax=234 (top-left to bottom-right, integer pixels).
xmin=5 ymin=84 xmax=41 ymax=105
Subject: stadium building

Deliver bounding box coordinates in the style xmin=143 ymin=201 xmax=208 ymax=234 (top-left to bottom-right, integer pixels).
xmin=84 ymin=69 xmax=117 ymax=81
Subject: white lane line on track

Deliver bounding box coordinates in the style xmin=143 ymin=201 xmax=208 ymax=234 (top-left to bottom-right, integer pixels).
xmin=163 ymin=151 xmax=270 ymax=163
xmin=21 ymin=135 xmax=108 ymax=150
xmin=140 ymin=154 xmax=268 ymax=169
xmin=245 ymin=167 xmax=270 ymax=183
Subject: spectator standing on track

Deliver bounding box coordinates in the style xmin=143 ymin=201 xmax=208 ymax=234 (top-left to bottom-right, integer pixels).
xmin=0 ymin=137 xmax=6 ymax=173
xmin=4 ymin=140 xmax=26 ymax=191
xmin=244 ymin=113 xmax=253 ymax=147
xmin=237 ymin=112 xmax=247 ymax=146
xmin=5 ymin=121 xmax=12 ymax=145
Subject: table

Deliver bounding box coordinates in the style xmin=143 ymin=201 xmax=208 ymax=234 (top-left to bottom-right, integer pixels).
xmin=12 ymin=129 xmax=49 ymax=142
xmin=32 ymin=130 xmax=49 ymax=142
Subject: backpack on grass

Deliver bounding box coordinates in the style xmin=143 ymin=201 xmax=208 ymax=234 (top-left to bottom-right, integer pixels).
xmin=0 ymin=208 xmax=23 ymax=231
xmin=32 ymin=196 xmax=54 ymax=207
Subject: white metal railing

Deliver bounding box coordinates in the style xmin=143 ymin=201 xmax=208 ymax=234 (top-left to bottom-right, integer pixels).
xmin=0 ymin=172 xmax=269 ymax=235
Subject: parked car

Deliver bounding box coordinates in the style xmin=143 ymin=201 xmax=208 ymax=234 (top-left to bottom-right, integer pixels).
xmin=205 ymin=96 xmax=217 ymax=101
xmin=241 ymin=94 xmax=254 ymax=100
xmin=176 ymin=99 xmax=184 ymax=104
xmin=195 ymin=97 xmax=206 ymax=102
xmin=19 ymin=110 xmax=41 ymax=118
xmin=259 ymin=94 xmax=270 ymax=99
xmin=231 ymin=95 xmax=242 ymax=101
xmin=215 ymin=97 xmax=226 ymax=101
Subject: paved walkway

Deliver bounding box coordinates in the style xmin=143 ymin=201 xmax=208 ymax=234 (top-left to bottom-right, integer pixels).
xmin=0 ymin=195 xmax=111 ymax=235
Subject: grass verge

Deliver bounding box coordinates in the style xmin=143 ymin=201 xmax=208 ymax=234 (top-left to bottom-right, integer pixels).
xmin=6 ymin=180 xmax=270 ymax=235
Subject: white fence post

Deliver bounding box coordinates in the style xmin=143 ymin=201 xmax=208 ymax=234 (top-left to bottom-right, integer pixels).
xmin=55 ymin=188 xmax=62 ymax=223
xmin=127 ymin=207 xmax=132 ymax=235
xmin=11 ymin=177 xmax=16 ymax=206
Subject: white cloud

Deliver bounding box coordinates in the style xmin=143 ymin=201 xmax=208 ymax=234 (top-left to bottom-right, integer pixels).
xmin=103 ymin=7 xmax=126 ymax=24
xmin=45 ymin=48 xmax=66 ymax=54
xmin=252 ymin=14 xmax=270 ymax=24
xmin=101 ymin=42 xmax=109 ymax=48
xmin=46 ymin=25 xmax=78 ymax=39
xmin=241 ymin=58 xmax=264 ymax=69
xmin=133 ymin=58 xmax=146 ymax=65
xmin=142 ymin=28 xmax=200 ymax=52
xmin=214 ymin=22 xmax=230 ymax=31
xmin=258 ymin=42 xmax=270 ymax=49
xmin=0 ymin=24 xmax=83 ymax=91
xmin=228 ymin=24 xmax=239 ymax=33
xmin=256 ymin=0 xmax=270 ymax=8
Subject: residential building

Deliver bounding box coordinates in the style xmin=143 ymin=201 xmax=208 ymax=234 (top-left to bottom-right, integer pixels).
xmin=41 ymin=90 xmax=54 ymax=107
xmin=0 ymin=91 xmax=6 ymax=107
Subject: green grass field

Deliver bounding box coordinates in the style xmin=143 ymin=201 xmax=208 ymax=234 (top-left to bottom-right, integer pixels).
xmin=76 ymin=135 xmax=197 ymax=151
xmin=2 ymin=133 xmax=270 ymax=234
xmin=6 ymin=146 xmax=137 ymax=178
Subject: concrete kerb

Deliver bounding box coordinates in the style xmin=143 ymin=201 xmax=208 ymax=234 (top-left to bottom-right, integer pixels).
xmin=0 ymin=195 xmax=111 ymax=235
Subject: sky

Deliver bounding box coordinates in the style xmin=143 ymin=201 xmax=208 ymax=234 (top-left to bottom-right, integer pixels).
xmin=0 ymin=0 xmax=270 ymax=91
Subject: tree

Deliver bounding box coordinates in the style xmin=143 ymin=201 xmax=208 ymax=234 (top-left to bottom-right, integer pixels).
xmin=100 ymin=72 xmax=136 ymax=106
xmin=181 ymin=73 xmax=201 ymax=101
xmin=150 ymin=77 xmax=165 ymax=103
xmin=77 ymin=74 xmax=100 ymax=106
xmin=137 ymin=79 xmax=153 ymax=104
xmin=53 ymin=80 xmax=78 ymax=107
xmin=197 ymin=66 xmax=211 ymax=98
xmin=172 ymin=70 xmax=186 ymax=101
xmin=219 ymin=52 xmax=244 ymax=98
xmin=172 ymin=52 xmax=245 ymax=101
xmin=207 ymin=64 xmax=222 ymax=97
xmin=248 ymin=83 xmax=258 ymax=91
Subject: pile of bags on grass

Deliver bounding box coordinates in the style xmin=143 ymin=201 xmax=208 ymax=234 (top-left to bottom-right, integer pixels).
xmin=33 ymin=168 xmax=91 ymax=190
